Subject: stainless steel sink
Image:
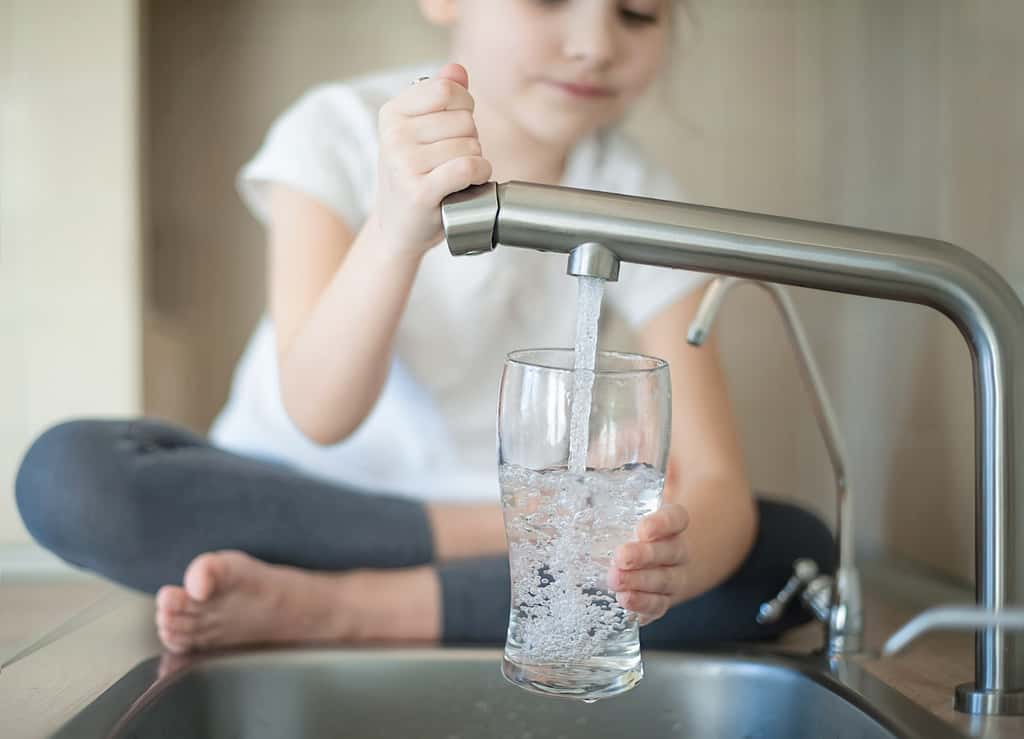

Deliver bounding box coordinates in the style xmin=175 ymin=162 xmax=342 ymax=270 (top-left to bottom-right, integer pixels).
xmin=51 ymin=648 xmax=965 ymax=738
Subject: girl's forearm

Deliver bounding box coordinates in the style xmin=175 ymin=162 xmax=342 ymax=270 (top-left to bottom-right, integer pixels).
xmin=666 ymin=476 xmax=757 ymax=604
xmin=278 ymin=215 xmax=424 ymax=445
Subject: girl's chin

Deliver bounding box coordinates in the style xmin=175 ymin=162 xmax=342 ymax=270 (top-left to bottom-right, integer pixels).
xmin=527 ymin=116 xmax=609 ymax=145
xmin=518 ymin=104 xmax=612 ymax=139
xmin=538 ymin=100 xmax=620 ymax=132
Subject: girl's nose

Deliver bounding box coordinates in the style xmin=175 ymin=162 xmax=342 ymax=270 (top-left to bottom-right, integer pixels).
xmin=562 ymin=7 xmax=616 ymax=67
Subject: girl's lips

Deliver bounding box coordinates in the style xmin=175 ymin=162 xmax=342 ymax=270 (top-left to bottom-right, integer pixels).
xmin=545 ymin=79 xmax=616 ymax=99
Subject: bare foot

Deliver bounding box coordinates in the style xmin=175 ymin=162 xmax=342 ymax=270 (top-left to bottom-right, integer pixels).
xmin=154 ymin=550 xmax=441 ymax=653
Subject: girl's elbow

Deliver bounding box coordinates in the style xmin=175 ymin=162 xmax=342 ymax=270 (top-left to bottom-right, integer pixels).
xmin=301 ymin=420 xmax=348 ymax=448
xmin=279 ymin=385 xmax=355 ymax=447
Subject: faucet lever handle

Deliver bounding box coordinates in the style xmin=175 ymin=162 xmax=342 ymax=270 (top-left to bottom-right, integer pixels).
xmin=757 ymin=558 xmax=819 ymax=624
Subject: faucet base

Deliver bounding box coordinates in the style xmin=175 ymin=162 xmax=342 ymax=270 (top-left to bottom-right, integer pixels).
xmin=955 ymin=682 xmax=1024 ymax=715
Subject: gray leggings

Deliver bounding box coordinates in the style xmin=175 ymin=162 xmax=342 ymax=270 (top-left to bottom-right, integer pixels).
xmin=15 ymin=419 xmax=835 ymax=647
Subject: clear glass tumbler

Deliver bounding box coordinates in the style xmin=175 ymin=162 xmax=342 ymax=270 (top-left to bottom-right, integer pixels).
xmin=498 ymin=348 xmax=671 ymax=702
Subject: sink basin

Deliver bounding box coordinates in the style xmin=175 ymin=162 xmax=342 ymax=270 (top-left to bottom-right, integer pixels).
xmin=52 ymin=648 xmax=964 ymax=738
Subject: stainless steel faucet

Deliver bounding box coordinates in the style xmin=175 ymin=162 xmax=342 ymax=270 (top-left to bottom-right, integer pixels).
xmin=686 ymin=276 xmax=862 ymax=657
xmin=441 ymin=180 xmax=1024 ymax=715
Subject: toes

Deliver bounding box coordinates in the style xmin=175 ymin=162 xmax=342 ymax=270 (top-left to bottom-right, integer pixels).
xmin=158 ymin=614 xmax=217 ymax=655
xmin=156 ymin=609 xmax=200 ymax=634
xmin=156 ymin=585 xmax=196 ymax=615
xmin=155 ymin=584 xmax=204 ymax=653
xmin=183 ymin=553 xmax=219 ymax=602
xmin=158 ymin=625 xmax=194 ymax=654
xmin=184 ymin=551 xmax=244 ymax=602
xmin=160 ymin=549 xmax=267 ymax=655
xmin=156 ymin=618 xmax=194 ymax=655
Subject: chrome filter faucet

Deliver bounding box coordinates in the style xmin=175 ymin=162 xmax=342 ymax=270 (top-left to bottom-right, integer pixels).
xmin=441 ymin=180 xmax=1024 ymax=715
xmin=686 ymin=276 xmax=862 ymax=657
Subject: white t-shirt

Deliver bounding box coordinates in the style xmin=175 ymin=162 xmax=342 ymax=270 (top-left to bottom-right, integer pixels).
xmin=209 ymin=62 xmax=704 ymax=502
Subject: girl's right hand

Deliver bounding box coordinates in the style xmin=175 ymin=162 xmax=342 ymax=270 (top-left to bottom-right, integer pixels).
xmin=372 ymin=62 xmax=492 ymax=257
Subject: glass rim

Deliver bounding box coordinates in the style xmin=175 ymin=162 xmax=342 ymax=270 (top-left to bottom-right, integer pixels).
xmin=505 ymin=348 xmax=668 ymax=376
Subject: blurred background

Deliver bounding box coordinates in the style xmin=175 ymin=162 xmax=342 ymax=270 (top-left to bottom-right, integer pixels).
xmin=2 ymin=0 xmax=1022 ymax=588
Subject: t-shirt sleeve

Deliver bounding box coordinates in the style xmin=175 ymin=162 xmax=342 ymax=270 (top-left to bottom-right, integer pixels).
xmin=602 ymin=164 xmax=708 ymax=328
xmin=236 ymin=85 xmax=374 ymax=230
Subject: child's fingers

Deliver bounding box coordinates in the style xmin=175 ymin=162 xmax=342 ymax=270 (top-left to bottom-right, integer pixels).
xmin=616 ymin=590 xmax=671 ymax=620
xmin=411 ymin=110 xmax=478 ymax=144
xmin=608 ymin=566 xmax=676 ymax=596
xmin=412 ymin=137 xmax=483 ymax=174
xmin=638 ymin=503 xmax=689 ymax=541
xmin=435 ymin=62 xmax=469 ymax=88
xmin=422 ymin=156 xmax=493 ymax=204
xmin=389 ymin=77 xmax=475 ymax=118
xmin=615 ymin=536 xmax=687 ymax=570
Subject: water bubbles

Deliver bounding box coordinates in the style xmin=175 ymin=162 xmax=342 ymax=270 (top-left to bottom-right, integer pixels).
xmin=500 ymin=464 xmax=662 ymax=663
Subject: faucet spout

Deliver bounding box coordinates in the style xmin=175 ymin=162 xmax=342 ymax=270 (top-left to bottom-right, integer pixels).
xmin=442 ymin=180 xmax=1024 ymax=715
xmin=567 ymin=242 xmax=620 ymax=282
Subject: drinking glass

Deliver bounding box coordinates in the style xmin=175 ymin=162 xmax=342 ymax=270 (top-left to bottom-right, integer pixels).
xmin=498 ymin=348 xmax=671 ymax=701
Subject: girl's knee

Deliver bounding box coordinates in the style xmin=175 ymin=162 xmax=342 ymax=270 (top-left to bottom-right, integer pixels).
xmin=14 ymin=419 xmax=127 ymax=555
xmin=754 ymin=499 xmax=836 ymax=576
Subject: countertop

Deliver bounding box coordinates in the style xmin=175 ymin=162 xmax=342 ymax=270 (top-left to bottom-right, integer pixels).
xmin=1 ymin=563 xmax=1023 ymax=738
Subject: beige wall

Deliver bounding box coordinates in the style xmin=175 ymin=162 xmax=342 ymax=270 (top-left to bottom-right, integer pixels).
xmin=0 ymin=0 xmax=142 ymax=545
xmin=634 ymin=0 xmax=1022 ymax=583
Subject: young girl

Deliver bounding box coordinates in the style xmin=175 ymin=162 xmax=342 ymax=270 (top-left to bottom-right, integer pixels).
xmin=16 ymin=0 xmax=833 ymax=652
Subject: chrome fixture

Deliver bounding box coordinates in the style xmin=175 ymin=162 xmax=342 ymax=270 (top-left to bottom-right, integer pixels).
xmin=756 ymin=557 xmax=834 ymax=625
xmin=686 ymin=276 xmax=862 ymax=656
xmin=441 ymin=180 xmax=1024 ymax=715
xmin=883 ymin=606 xmax=1024 ymax=657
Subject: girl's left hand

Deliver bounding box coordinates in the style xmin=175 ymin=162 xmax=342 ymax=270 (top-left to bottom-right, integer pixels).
xmin=607 ymin=503 xmax=690 ymax=625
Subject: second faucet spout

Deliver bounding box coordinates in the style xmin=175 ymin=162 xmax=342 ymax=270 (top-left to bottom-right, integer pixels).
xmin=687 ymin=276 xmax=862 ymax=655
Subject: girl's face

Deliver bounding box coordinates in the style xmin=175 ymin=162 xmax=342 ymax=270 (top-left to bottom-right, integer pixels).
xmin=429 ymin=0 xmax=672 ymax=147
